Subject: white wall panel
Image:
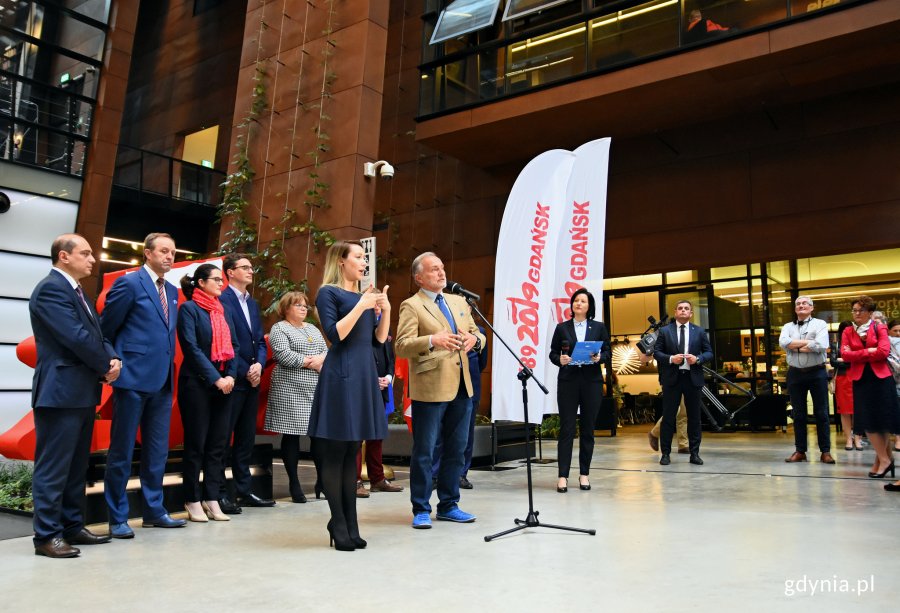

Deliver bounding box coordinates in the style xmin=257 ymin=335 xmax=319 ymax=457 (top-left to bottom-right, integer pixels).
xmin=2 ymin=252 xmax=51 ymax=299
xmin=0 ymin=392 xmax=32 ymax=447
xmin=0 ymin=344 xmax=34 ymax=390
xmin=0 ymin=189 xmax=78 ymax=256
xmin=0 ymin=298 xmax=32 ymax=344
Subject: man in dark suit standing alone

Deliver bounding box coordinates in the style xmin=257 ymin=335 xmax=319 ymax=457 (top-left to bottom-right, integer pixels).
xmin=653 ymin=300 xmax=714 ymax=466
xmin=101 ymin=232 xmax=185 ymax=537
xmin=29 ymin=234 xmax=121 ymax=557
xmin=218 ymin=254 xmax=275 ymax=511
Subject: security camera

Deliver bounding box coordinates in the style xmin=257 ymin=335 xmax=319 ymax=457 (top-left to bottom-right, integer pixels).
xmin=363 ymin=160 xmax=395 ymax=181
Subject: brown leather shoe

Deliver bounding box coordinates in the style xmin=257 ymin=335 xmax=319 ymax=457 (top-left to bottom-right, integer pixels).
xmin=647 ymin=431 xmax=659 ymax=452
xmin=356 ymin=481 xmax=370 ymax=498
xmin=370 ymin=479 xmax=404 ymax=492
xmin=65 ymin=528 xmax=111 ymax=546
xmin=785 ymin=451 xmax=807 ymax=463
xmin=35 ymin=537 xmax=80 ymax=558
xmin=820 ymin=452 xmax=836 ymax=464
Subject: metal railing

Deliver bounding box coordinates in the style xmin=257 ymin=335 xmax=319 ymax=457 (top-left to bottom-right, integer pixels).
xmin=113 ymin=145 xmax=225 ymax=208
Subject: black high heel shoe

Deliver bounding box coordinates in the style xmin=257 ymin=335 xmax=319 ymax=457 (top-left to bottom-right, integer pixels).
xmin=315 ymin=482 xmax=325 ymax=500
xmin=326 ymin=521 xmax=355 ymax=551
xmin=291 ymin=488 xmax=307 ymax=504
xmin=579 ymin=477 xmax=591 ymax=491
xmin=557 ymin=478 xmax=567 ymax=493
xmin=884 ymin=482 xmax=900 ymax=492
xmin=868 ymin=462 xmax=895 ymax=479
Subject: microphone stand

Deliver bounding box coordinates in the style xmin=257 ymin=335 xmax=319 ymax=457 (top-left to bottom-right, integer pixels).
xmin=458 ymin=295 xmax=595 ymax=542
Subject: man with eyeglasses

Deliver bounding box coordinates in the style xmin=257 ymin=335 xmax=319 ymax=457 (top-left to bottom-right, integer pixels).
xmin=101 ymin=233 xmax=186 ymax=537
xmin=218 ymin=254 xmax=275 ymax=512
xmin=779 ymin=295 xmax=834 ymax=464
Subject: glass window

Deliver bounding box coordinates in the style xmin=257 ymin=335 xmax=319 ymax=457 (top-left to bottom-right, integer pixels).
xmin=609 ymin=291 xmax=660 ymax=335
xmin=430 ymin=0 xmax=502 ymax=45
xmin=666 ymin=270 xmax=696 ymax=284
xmin=503 ymin=0 xmax=574 ymax=21
xmin=664 ymin=290 xmax=708 ymax=329
xmin=604 ymin=273 xmax=662 ymax=290
xmin=766 ymin=260 xmax=790 ymax=284
xmin=795 ymin=283 xmax=900 ymax=326
xmin=506 ymin=22 xmax=586 ymax=90
xmin=796 ymin=249 xmax=900 ymax=284
xmin=591 ymin=0 xmax=679 ymax=70
xmin=712 ymin=264 xmax=749 ymax=280
xmin=713 ymin=280 xmax=751 ymax=328
xmin=63 ymin=0 xmax=111 ymax=24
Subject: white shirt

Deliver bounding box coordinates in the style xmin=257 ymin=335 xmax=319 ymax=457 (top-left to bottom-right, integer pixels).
xmin=778 ymin=317 xmax=828 ymax=368
xmin=672 ymin=322 xmax=690 ymax=370
xmin=573 ymin=319 xmax=587 ymax=343
xmin=229 ymin=284 xmax=252 ymax=329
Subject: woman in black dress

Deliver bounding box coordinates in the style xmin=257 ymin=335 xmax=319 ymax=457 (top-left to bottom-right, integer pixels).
xmin=307 ymin=241 xmax=390 ymax=550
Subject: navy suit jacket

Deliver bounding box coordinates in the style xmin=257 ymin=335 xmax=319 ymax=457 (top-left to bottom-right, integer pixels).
xmin=219 ymin=286 xmax=267 ymax=389
xmin=176 ymin=300 xmax=238 ymax=386
xmin=29 ymin=269 xmax=116 ymax=409
xmin=549 ymin=318 xmax=611 ymax=383
xmin=653 ymin=321 xmax=713 ymax=388
xmin=373 ymin=337 xmax=395 ymax=405
xmin=100 ymin=267 xmax=178 ymax=393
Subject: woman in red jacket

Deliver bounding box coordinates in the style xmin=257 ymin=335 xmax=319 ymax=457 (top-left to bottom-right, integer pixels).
xmin=841 ymin=295 xmax=899 ymax=480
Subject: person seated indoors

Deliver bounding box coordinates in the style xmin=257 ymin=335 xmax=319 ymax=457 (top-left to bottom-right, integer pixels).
xmin=684 ymin=9 xmax=731 ymax=43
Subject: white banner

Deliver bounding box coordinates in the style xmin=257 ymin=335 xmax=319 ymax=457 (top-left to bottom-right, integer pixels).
xmin=491 ymin=138 xmax=611 ymax=423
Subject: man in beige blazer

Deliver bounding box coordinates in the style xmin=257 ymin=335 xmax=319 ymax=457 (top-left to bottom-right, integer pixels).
xmin=396 ymin=252 xmax=486 ymax=529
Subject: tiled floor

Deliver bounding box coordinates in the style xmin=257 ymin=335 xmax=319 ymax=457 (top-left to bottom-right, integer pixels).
xmin=1 ymin=426 xmax=896 ymax=612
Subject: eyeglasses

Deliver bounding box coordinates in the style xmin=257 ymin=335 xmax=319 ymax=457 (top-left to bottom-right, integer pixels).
xmin=293 ymin=304 xmax=308 ymax=309
xmin=850 ymin=309 xmax=865 ymax=314
xmin=795 ymin=302 xmax=811 ymax=306
xmin=207 ymin=277 xmax=225 ymax=284
xmin=233 ymin=265 xmax=253 ymax=271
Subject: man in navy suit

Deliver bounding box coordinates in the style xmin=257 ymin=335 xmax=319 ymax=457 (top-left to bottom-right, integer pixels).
xmin=29 ymin=234 xmax=120 ymax=557
xmin=100 ymin=232 xmax=186 ymax=537
xmin=653 ymin=300 xmax=714 ymax=466
xmin=218 ymin=254 xmax=274 ymax=511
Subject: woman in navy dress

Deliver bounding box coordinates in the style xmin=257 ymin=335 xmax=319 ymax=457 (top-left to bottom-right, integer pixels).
xmin=308 ymin=240 xmax=390 ymax=551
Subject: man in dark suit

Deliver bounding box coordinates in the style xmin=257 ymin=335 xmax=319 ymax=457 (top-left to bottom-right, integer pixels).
xmin=218 ymin=254 xmax=274 ymax=511
xmin=100 ymin=232 xmax=186 ymax=537
xmin=357 ymin=335 xmax=403 ymax=497
xmin=653 ymin=300 xmax=714 ymax=466
xmin=29 ymin=234 xmax=121 ymax=558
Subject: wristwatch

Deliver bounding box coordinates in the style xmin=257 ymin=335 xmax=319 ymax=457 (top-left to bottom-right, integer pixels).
xmin=473 ymin=338 xmax=482 ymax=352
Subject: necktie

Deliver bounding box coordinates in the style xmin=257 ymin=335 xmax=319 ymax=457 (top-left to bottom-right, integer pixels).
xmin=679 ymin=324 xmax=686 ymax=353
xmin=435 ymin=294 xmax=457 ymax=334
xmin=157 ymin=278 xmax=169 ymax=324
xmin=75 ymin=285 xmax=93 ymax=318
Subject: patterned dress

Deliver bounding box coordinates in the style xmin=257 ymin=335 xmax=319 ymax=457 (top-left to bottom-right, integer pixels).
xmin=264 ymin=320 xmax=327 ymax=436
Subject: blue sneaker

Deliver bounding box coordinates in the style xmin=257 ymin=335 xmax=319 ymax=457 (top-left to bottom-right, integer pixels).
xmin=412 ymin=512 xmax=432 ymax=529
xmin=109 ymin=522 xmax=134 ymax=539
xmin=436 ymin=508 xmax=476 ymax=523
xmin=142 ymin=514 xmax=187 ymax=528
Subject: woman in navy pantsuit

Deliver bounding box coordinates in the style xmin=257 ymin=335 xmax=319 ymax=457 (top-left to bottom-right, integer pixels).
xmin=548 ymin=288 xmax=610 ymax=493
xmin=176 ymin=263 xmax=239 ymax=523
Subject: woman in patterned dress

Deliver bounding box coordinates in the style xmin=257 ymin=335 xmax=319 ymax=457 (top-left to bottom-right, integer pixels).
xmin=264 ymin=291 xmax=327 ymax=503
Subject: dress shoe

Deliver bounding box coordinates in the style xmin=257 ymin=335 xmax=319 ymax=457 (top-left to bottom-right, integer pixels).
xmin=820 ymin=452 xmax=836 ymax=464
xmin=579 ymin=476 xmax=591 ymax=491
xmin=35 ymin=537 xmax=79 ymax=558
xmin=218 ymin=497 xmax=242 ymax=514
xmin=458 ymin=476 xmax=473 ymax=490
xmin=647 ymin=431 xmax=659 ymax=451
xmin=557 ymin=478 xmax=567 ymax=493
xmin=109 ymin=522 xmax=135 ymax=539
xmin=235 ymin=493 xmax=275 ymax=507
xmin=689 ymin=454 xmax=704 ymax=465
xmin=356 ymin=481 xmax=370 ymax=498
xmin=678 ymin=447 xmax=690 ymax=454
xmin=291 ymin=492 xmax=308 ymax=504
xmin=785 ymin=451 xmax=807 ymax=463
xmin=143 ymin=514 xmax=187 ymax=528
xmin=202 ymin=501 xmax=231 ymax=521
xmin=884 ymin=482 xmax=900 ymax=492
xmin=65 ymin=528 xmax=111 ymax=546
xmin=370 ymin=479 xmax=404 ymax=492
xmin=184 ymin=503 xmax=208 ymax=523
xmin=659 ymin=454 xmax=671 ymax=466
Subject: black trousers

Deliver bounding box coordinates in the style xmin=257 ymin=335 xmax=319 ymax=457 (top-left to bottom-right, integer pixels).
xmin=221 ymin=385 xmax=259 ymax=498
xmin=556 ymin=375 xmax=602 ymax=478
xmin=32 ymin=405 xmax=94 ymax=545
xmin=660 ymin=372 xmax=702 ymax=455
xmin=178 ymin=377 xmax=232 ymax=501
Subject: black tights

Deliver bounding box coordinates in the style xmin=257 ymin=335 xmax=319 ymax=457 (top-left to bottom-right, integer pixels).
xmin=281 ymin=434 xmax=303 ymax=497
xmin=312 ymin=438 xmax=361 ymax=542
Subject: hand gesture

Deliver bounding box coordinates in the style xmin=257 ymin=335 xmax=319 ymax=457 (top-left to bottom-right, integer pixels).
xmin=685 ymin=354 xmax=698 ymax=365
xmin=432 ymin=330 xmax=463 ymax=351
xmin=671 ymin=354 xmax=685 ymax=365
xmin=375 ymin=285 xmax=391 ymax=312
xmin=460 ymin=331 xmax=477 ymax=353
xmin=358 ymin=286 xmax=379 ymax=311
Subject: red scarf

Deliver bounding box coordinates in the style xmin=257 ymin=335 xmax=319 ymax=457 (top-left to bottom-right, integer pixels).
xmin=191 ymin=290 xmax=235 ymax=368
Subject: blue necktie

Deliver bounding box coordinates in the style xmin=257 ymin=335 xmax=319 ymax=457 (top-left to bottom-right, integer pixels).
xmin=435 ymin=294 xmax=457 ymax=334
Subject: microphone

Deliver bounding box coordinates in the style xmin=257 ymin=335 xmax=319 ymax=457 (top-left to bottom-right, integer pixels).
xmin=446 ymin=281 xmax=480 ymax=302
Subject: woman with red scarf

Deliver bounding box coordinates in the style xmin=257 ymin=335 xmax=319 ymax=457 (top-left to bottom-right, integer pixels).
xmin=177 ymin=263 xmax=239 ymax=521
xmin=841 ymin=295 xmax=900 ymax=481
